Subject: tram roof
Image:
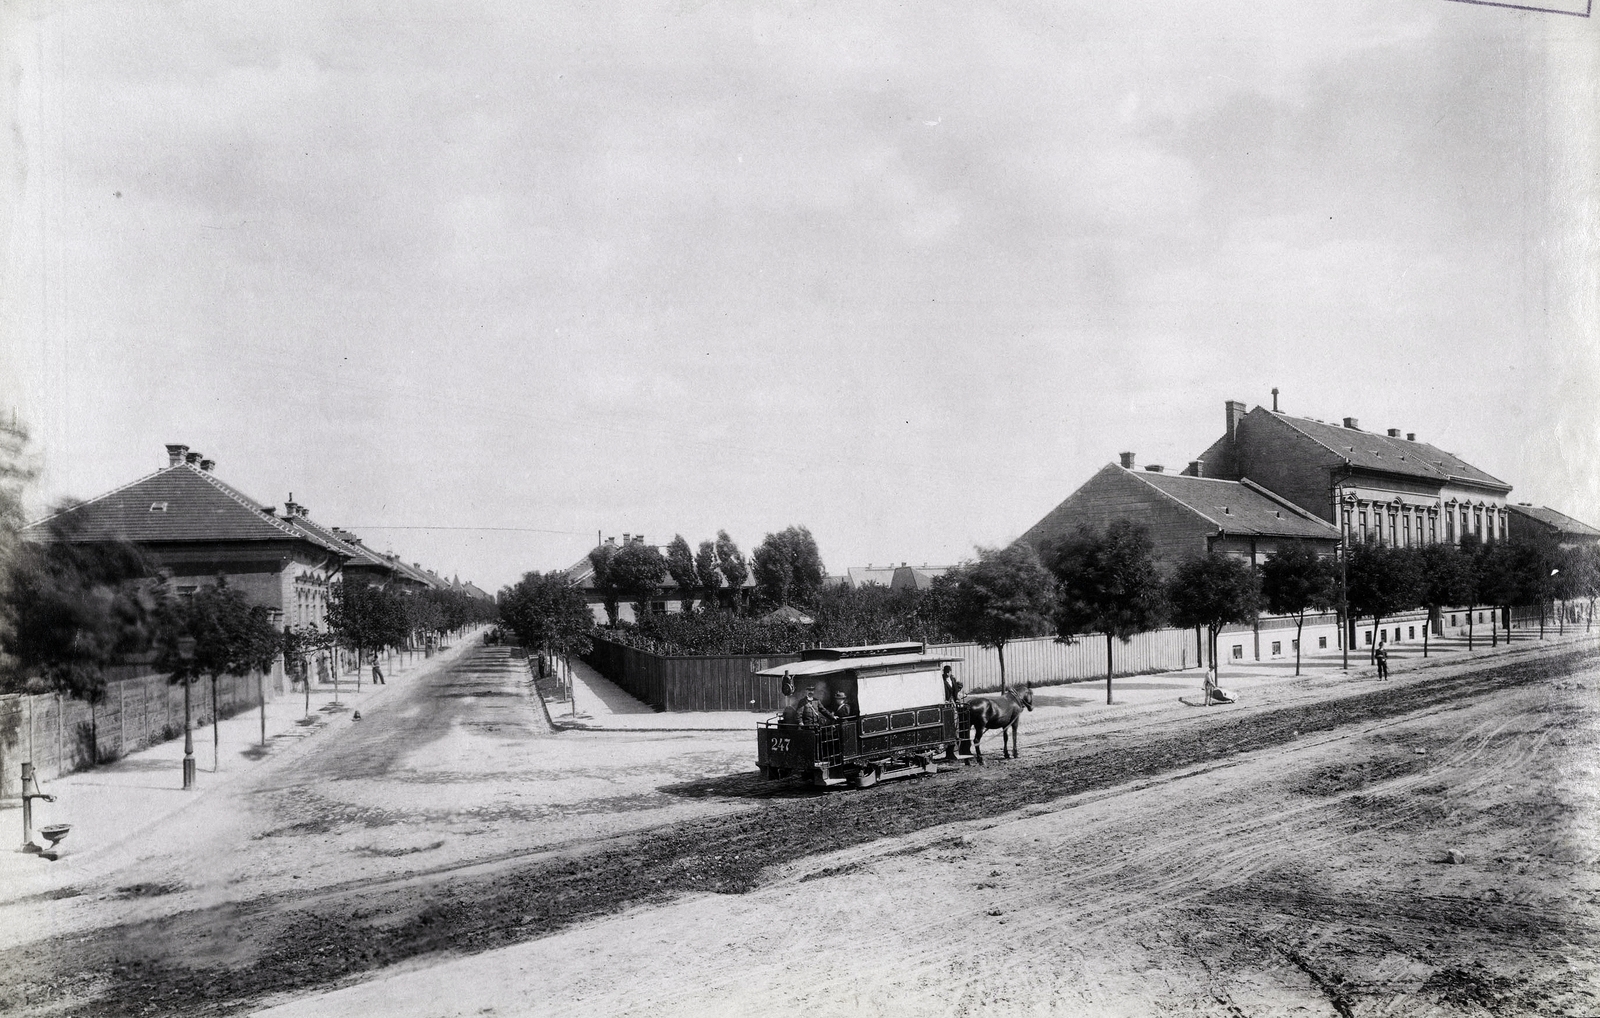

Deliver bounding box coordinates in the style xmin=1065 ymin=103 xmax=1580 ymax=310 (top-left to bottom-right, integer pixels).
xmin=756 ymin=652 xmax=961 ymax=679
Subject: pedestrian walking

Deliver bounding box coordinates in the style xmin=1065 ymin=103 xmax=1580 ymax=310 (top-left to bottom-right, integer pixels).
xmin=371 ymin=661 xmax=385 ymax=685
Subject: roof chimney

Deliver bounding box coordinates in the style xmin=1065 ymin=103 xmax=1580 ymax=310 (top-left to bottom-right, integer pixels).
xmin=1145 ymin=464 xmax=1165 ymax=473
xmin=185 ymin=451 xmax=202 ymax=466
xmin=199 ymin=458 xmax=215 ymax=472
xmin=1226 ymin=400 xmax=1247 ymax=440
xmin=1343 ymin=417 xmax=1360 ymax=430
xmin=1406 ymin=432 xmax=1415 ymax=442
xmin=165 ymin=444 xmax=189 ymax=467
xmin=1119 ymin=451 xmax=1135 ymax=469
xmin=1386 ymin=428 xmax=1400 ymax=438
xmin=1187 ymin=459 xmax=1204 ymax=476
xmin=1271 ymin=387 xmax=1279 ymax=412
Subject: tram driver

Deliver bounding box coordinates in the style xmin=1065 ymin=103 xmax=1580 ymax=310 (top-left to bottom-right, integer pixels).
xmin=795 ymin=684 xmax=836 ymax=727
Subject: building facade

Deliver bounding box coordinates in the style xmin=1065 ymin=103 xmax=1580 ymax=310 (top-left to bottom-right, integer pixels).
xmin=1189 ymin=401 xmax=1513 ymax=550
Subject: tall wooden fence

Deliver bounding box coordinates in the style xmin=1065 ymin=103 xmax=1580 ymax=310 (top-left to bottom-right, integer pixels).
xmin=0 ymin=664 xmax=285 ymax=799
xmin=583 ymin=639 xmax=800 ymax=712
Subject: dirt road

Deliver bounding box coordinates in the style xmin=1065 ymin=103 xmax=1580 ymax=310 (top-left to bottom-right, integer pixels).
xmin=3 ymin=641 xmax=1597 ymax=1016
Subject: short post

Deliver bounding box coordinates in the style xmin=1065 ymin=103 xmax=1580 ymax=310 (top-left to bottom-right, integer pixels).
xmin=21 ymin=762 xmax=36 ymax=849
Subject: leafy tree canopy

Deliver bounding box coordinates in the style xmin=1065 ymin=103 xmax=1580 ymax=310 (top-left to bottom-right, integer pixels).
xmin=752 ymin=525 xmax=826 ymax=608
xmin=1045 ymin=520 xmax=1168 ymax=643
xmin=498 ymin=570 xmax=594 ymax=658
xmin=1258 ymin=541 xmax=1335 ymax=620
xmin=1167 ymin=554 xmax=1262 ymax=634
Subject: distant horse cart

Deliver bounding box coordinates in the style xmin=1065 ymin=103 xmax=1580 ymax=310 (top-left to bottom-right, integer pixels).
xmin=755 ymin=643 xmax=978 ymax=788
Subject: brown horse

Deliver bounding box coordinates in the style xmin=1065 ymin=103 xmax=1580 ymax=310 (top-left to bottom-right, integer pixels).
xmin=966 ymin=683 xmax=1033 ymax=765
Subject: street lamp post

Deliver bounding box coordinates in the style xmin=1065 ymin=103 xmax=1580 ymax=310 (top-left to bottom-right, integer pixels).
xmin=178 ymin=636 xmax=197 ymax=790
xmin=264 ymin=608 xmax=283 ymax=747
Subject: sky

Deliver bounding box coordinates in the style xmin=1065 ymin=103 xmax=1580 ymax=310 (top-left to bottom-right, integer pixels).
xmin=2 ymin=0 xmax=1596 ymax=593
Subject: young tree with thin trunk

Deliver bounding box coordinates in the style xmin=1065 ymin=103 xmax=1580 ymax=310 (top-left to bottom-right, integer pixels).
xmin=1259 ymin=541 xmax=1336 ymax=676
xmin=1415 ymin=542 xmax=1473 ymax=658
xmin=1045 ymin=520 xmax=1168 ymax=705
xmin=497 ymin=570 xmax=594 ymax=681
xmin=945 ymin=543 xmax=1054 ymax=688
xmin=1167 ymin=555 xmax=1263 ymax=682
xmin=1345 ymin=541 xmax=1421 ymax=663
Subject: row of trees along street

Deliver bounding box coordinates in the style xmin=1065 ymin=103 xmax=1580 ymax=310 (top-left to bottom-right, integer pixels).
xmin=504 ymin=518 xmax=1600 ymax=708
xmin=0 ymin=416 xmax=497 ymax=782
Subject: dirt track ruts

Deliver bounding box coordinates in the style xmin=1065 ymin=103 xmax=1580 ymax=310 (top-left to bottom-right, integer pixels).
xmin=4 ymin=643 xmax=1595 ymax=1017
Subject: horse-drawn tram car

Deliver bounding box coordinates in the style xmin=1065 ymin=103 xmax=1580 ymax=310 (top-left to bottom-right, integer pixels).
xmin=756 ymin=642 xmax=970 ymax=788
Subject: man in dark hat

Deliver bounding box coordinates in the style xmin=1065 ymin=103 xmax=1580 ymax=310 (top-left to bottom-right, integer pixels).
xmin=831 ymin=688 xmax=855 ymax=720
xmin=795 ymin=684 xmax=835 ymax=727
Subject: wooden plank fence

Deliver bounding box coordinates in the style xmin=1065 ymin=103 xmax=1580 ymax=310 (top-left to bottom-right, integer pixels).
xmin=0 ymin=663 xmax=286 ymax=799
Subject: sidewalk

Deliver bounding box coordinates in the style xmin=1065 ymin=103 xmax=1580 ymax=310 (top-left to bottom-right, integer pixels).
xmin=539 ymin=657 xmax=752 ymax=732
xmin=0 ymin=631 xmax=483 ymax=903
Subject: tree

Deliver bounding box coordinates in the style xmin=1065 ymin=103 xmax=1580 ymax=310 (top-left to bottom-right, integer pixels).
xmin=153 ymin=579 xmax=280 ymax=780
xmin=609 ymin=539 xmax=668 ymax=619
xmin=324 ymin=581 xmax=410 ymax=681
xmin=1045 ymin=520 xmax=1168 ymax=705
xmin=587 ymin=542 xmax=622 ymax=625
xmin=498 ymin=570 xmax=594 ymax=665
xmin=1259 ymin=542 xmax=1336 ymax=675
xmin=694 ymin=539 xmax=721 ymax=611
xmin=4 ymin=509 xmax=154 ymax=704
xmin=1473 ymin=539 xmax=1520 ymax=647
xmin=752 ymin=525 xmax=826 ymax=608
xmin=944 ymin=543 xmax=1054 ymax=687
xmin=1345 ymin=541 xmax=1421 ymax=662
xmin=1564 ymin=543 xmax=1600 ymax=634
xmin=714 ymin=531 xmax=749 ymax=611
xmin=664 ymin=535 xmax=698 ymax=615
xmin=1414 ymin=543 xmax=1474 ymax=658
xmin=0 ymin=414 xmax=35 ymax=679
xmin=1167 ymin=555 xmax=1263 ymax=681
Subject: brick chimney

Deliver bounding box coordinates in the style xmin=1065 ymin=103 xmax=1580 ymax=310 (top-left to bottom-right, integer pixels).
xmin=165 ymin=444 xmax=189 ymax=467
xmin=1145 ymin=464 xmax=1164 ymax=473
xmin=1187 ymin=459 xmax=1204 ymax=476
xmin=185 ymin=451 xmax=202 ymax=466
xmin=1119 ymin=451 xmax=1135 ymax=468
xmin=1406 ymin=432 xmax=1415 ymax=442
xmin=1386 ymin=428 xmax=1400 ymax=438
xmin=1226 ymin=400 xmax=1247 ymax=440
xmin=1343 ymin=417 xmax=1360 ymax=430
xmin=199 ymin=458 xmax=215 ymax=472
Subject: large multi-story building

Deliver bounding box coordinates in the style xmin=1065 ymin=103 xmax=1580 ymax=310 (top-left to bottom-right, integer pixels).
xmin=1187 ymin=399 xmax=1513 ymax=550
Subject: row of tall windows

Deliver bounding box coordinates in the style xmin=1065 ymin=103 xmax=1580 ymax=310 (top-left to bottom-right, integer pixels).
xmin=1341 ymin=500 xmax=1506 ymax=547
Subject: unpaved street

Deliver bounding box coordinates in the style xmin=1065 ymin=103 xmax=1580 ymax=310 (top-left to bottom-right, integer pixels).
xmin=2 ymin=641 xmax=1597 ymax=1016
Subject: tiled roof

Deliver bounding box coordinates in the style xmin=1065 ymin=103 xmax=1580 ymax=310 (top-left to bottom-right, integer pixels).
xmin=23 ymin=464 xmax=349 ymax=555
xmin=1270 ymin=414 xmax=1510 ymax=491
xmin=1134 ymin=470 xmax=1341 ymax=540
xmin=1508 ymin=504 xmax=1600 ymax=539
xmin=284 ymin=515 xmax=392 ymax=570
